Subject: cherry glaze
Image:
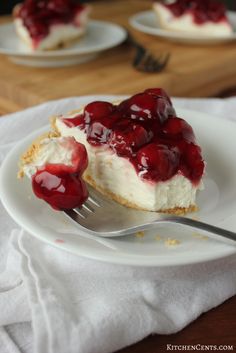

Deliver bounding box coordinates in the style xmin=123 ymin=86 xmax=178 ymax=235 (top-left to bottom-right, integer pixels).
xmin=162 ymin=0 xmax=228 ymax=24
xmin=32 ymin=140 xmax=88 ymax=210
xmin=15 ymin=0 xmax=85 ymax=42
xmin=63 ymin=88 xmax=204 ymax=185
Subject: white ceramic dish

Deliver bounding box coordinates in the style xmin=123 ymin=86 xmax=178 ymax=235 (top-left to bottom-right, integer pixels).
xmin=0 ymin=20 xmax=126 ymax=67
xmin=129 ymin=10 xmax=236 ymax=44
xmin=0 ymin=107 xmax=236 ymax=267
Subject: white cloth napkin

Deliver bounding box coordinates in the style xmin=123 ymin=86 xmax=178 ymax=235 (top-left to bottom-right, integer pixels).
xmin=0 ymin=95 xmax=236 ymax=353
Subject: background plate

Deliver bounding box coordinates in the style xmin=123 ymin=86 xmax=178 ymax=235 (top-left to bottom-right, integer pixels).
xmin=0 ymin=20 xmax=126 ymax=67
xmin=0 ymin=107 xmax=236 ymax=266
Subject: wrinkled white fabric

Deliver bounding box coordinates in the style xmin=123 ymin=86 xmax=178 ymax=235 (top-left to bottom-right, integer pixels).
xmin=0 ymin=96 xmax=236 ymax=353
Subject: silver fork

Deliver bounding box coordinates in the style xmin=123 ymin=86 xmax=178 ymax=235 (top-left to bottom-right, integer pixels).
xmin=64 ymin=186 xmax=236 ymax=245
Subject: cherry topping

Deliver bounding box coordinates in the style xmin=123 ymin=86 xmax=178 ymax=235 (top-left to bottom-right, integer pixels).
xmin=32 ymin=169 xmax=88 ymax=210
xmin=136 ymin=143 xmax=180 ymax=181
xmin=162 ymin=117 xmax=195 ymax=143
xmin=84 ymin=101 xmax=114 ymax=125
xmin=61 ymin=88 xmax=204 ymax=185
xmin=180 ymin=143 xmax=205 ymax=183
xmin=32 ymin=138 xmax=88 ymax=210
xmin=87 ymin=118 xmax=112 ymax=146
xmin=109 ymin=124 xmax=151 ymax=157
xmin=119 ymin=93 xmax=174 ymax=124
xmin=163 ymin=0 xmax=227 ymax=24
xmin=144 ymin=88 xmax=173 ymax=105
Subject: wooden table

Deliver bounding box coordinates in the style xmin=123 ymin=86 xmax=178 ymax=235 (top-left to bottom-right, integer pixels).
xmin=0 ymin=1 xmax=236 ymax=351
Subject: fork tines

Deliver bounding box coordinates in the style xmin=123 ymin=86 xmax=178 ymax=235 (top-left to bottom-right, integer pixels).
xmin=76 ymin=197 xmax=100 ymax=218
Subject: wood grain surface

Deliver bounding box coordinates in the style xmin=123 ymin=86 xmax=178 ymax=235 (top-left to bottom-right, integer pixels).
xmin=0 ymin=1 xmax=236 ymax=352
xmin=1 ymin=0 xmax=236 ymax=113
xmin=117 ymin=295 xmax=236 ymax=353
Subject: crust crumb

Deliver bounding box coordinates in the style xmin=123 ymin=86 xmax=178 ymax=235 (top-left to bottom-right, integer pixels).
xmin=192 ymin=232 xmax=209 ymax=240
xmin=165 ymin=238 xmax=180 ymax=247
xmin=135 ymin=231 xmax=145 ymax=238
xmin=191 ymin=216 xmax=199 ymax=221
xmin=155 ymin=235 xmax=162 ymax=241
xmin=50 ymin=116 xmax=62 ymax=135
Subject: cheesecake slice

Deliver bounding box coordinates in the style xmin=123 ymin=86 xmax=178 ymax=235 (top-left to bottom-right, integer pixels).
xmin=19 ymin=89 xmax=205 ymax=213
xmin=153 ymin=0 xmax=233 ymax=36
xmin=50 ymin=89 xmax=204 ymax=214
xmin=13 ymin=0 xmax=90 ymax=51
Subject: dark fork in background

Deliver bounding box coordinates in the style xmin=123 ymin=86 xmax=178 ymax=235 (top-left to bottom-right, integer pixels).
xmin=127 ymin=32 xmax=170 ymax=73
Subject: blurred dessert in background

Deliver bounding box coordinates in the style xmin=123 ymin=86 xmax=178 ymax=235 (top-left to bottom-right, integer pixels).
xmin=13 ymin=0 xmax=90 ymax=51
xmin=153 ymin=0 xmax=233 ymax=36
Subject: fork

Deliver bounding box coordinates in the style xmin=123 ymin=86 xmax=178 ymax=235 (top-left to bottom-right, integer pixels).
xmin=64 ymin=186 xmax=236 ymax=244
xmin=127 ymin=32 xmax=170 ymax=73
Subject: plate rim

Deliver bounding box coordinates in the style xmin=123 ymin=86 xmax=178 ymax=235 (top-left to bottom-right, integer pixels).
xmin=129 ymin=10 xmax=236 ymax=42
xmin=0 ymin=20 xmax=127 ymax=57
xmin=1 ymin=106 xmax=236 ymax=267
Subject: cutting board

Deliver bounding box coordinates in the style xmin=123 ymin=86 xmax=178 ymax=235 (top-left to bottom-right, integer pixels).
xmin=1 ymin=0 xmax=236 ymax=114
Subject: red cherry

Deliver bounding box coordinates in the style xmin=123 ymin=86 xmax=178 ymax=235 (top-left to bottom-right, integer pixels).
xmin=84 ymin=101 xmax=114 ymax=125
xmin=113 ymin=117 xmax=133 ymax=131
xmin=136 ymin=143 xmax=180 ymax=181
xmin=144 ymin=88 xmax=172 ymax=105
xmin=180 ymin=143 xmax=204 ymax=183
xmin=156 ymin=97 xmax=176 ymax=124
xmin=87 ymin=116 xmax=117 ymax=146
xmin=109 ymin=124 xmax=151 ymax=157
xmin=125 ymin=93 xmax=158 ymax=121
xmin=32 ymin=169 xmax=88 ymax=210
xmin=162 ymin=117 xmax=195 ymax=143
xmin=119 ymin=93 xmax=174 ymax=124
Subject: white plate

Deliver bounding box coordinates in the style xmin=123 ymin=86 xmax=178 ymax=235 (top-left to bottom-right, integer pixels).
xmin=0 ymin=21 xmax=126 ymax=67
xmin=0 ymin=107 xmax=236 ymax=267
xmin=129 ymin=10 xmax=236 ymax=44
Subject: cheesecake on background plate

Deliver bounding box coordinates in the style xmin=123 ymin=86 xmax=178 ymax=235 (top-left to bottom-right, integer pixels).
xmin=153 ymin=0 xmax=233 ymax=36
xmin=13 ymin=0 xmax=90 ymax=51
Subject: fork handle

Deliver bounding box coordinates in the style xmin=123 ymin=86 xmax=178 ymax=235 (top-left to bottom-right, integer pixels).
xmin=160 ymin=216 xmax=236 ymax=244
